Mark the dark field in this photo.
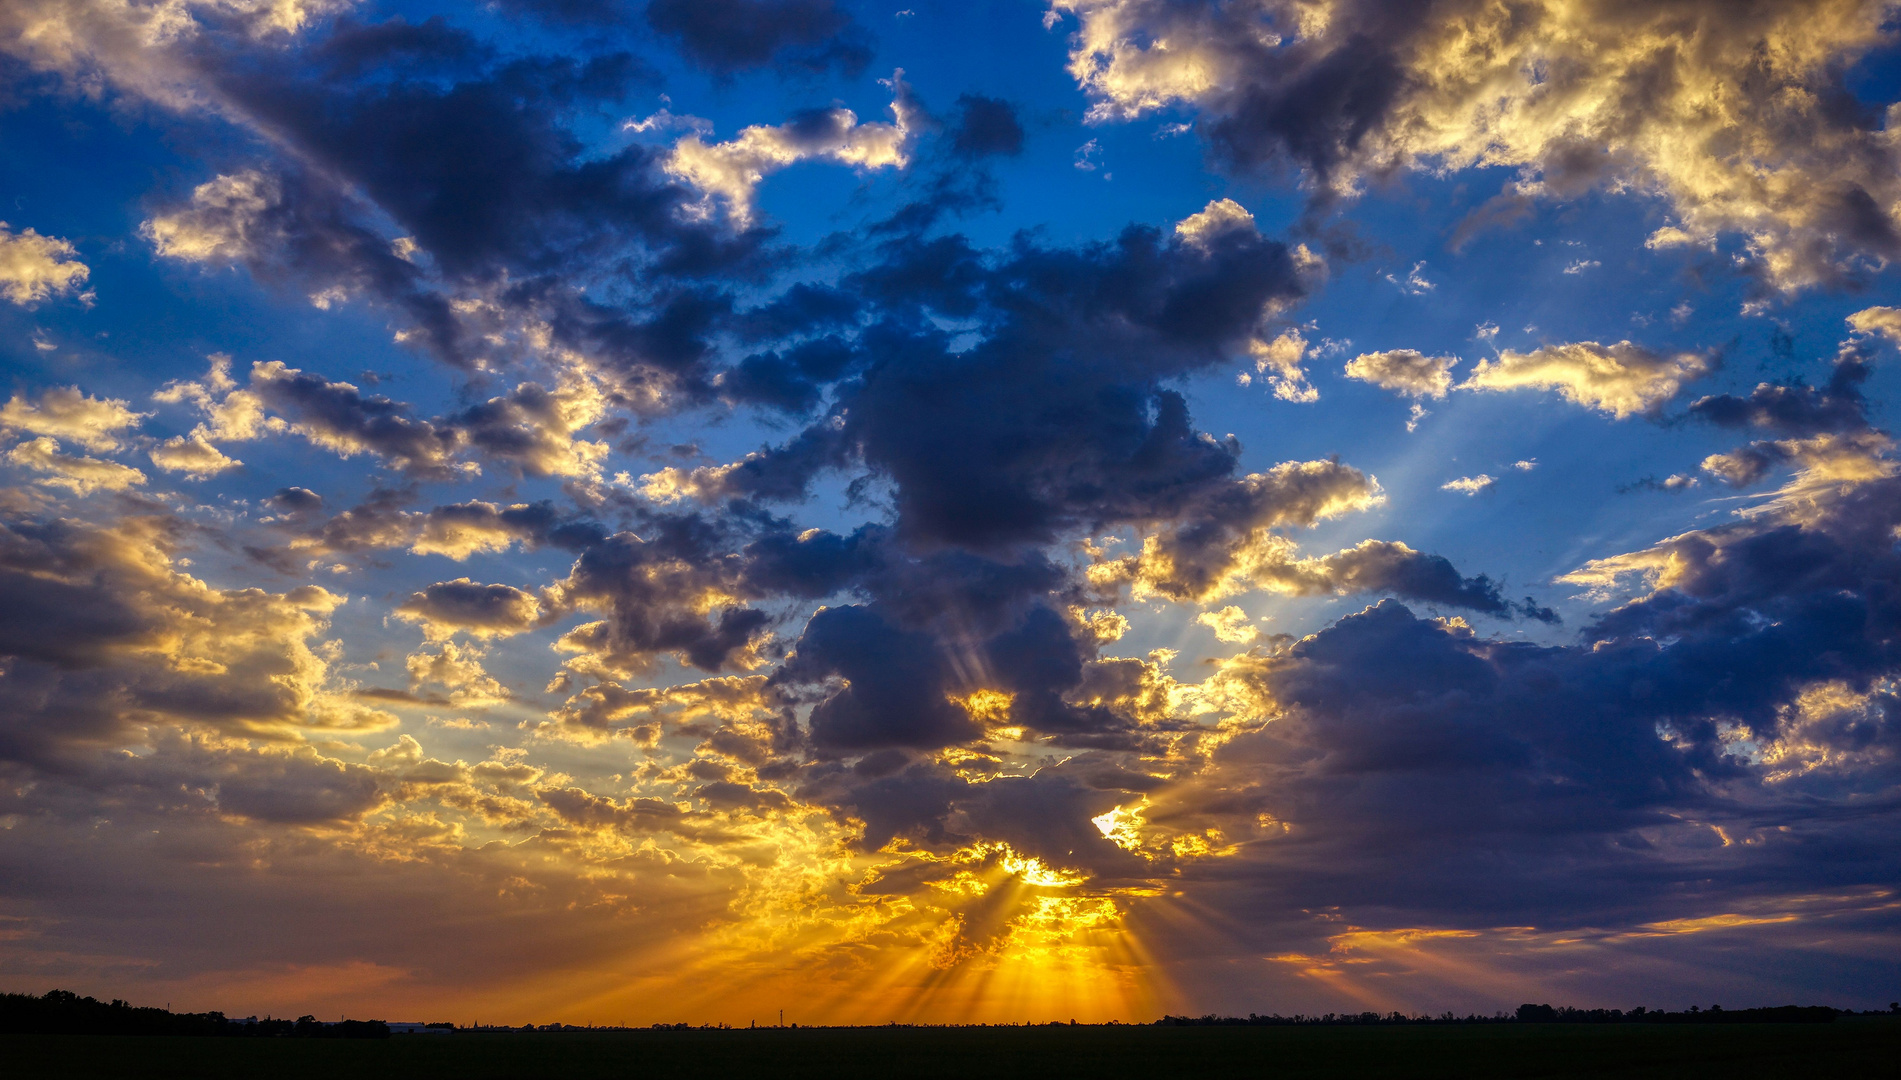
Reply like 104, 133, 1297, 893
5, 1019, 1899, 1079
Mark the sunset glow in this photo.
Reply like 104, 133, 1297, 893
1, 0, 1899, 1026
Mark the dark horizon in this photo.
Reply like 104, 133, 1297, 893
4, 987, 1890, 1034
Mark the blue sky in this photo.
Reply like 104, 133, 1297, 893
0, 0, 1899, 1025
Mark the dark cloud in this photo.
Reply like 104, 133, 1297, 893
1156, 585, 1901, 926
133, 18, 780, 386
549, 516, 771, 673
777, 604, 981, 750
1284, 539, 1560, 622
310, 14, 489, 77
1207, 29, 1410, 185
773, 570, 1131, 753
297, 495, 607, 561
395, 579, 544, 639
1687, 345, 1872, 437
0, 513, 374, 770
0, 518, 156, 669
838, 218, 1308, 548
948, 94, 1025, 158
247, 362, 462, 474
690, 207, 1311, 527
221, 49, 668, 278
144, 168, 467, 363
267, 487, 323, 513
719, 336, 861, 413
645, 0, 872, 78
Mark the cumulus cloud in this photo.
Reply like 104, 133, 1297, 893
1848, 305, 1901, 346
292, 495, 605, 563
155, 354, 611, 480
153, 355, 464, 475
1091, 458, 1388, 602
5, 437, 147, 494
1258, 538, 1553, 620
1197, 605, 1260, 644
0, 512, 378, 767
1247, 329, 1318, 402
0, 387, 143, 450
0, 222, 90, 304
394, 578, 544, 640
404, 640, 509, 705
447, 375, 610, 479
1461, 340, 1713, 417
546, 521, 772, 677
1051, 0, 1901, 291
665, 74, 920, 224
1343, 349, 1457, 399
143, 170, 285, 264
148, 434, 242, 477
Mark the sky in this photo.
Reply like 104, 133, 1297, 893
1, 0, 1900, 1027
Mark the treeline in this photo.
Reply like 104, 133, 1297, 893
1156, 1003, 1868, 1027
0, 990, 390, 1038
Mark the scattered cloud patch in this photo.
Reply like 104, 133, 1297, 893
0, 223, 90, 305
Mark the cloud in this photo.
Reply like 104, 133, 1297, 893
243, 361, 467, 474
1688, 345, 1872, 439
1461, 340, 1714, 417
545, 519, 773, 676
1254, 538, 1551, 620
1441, 474, 1494, 495
1248, 328, 1318, 402
394, 579, 544, 640
156, 355, 611, 480
5, 437, 147, 494
1698, 430, 1890, 489
1343, 349, 1457, 399
1197, 605, 1260, 644
1683, 343, 1888, 490
949, 94, 1025, 158
645, 0, 871, 77
0, 223, 90, 304
291, 495, 605, 564
665, 74, 920, 225
778, 599, 1139, 752
1172, 196, 1257, 248
446, 374, 610, 479
148, 434, 242, 477
1093, 458, 1386, 602
816, 200, 1315, 550
0, 388, 143, 450
143, 170, 286, 264
0, 512, 379, 769
543, 673, 773, 740
404, 640, 509, 705
1052, 0, 1901, 292
1848, 306, 1901, 346
154, 356, 464, 475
